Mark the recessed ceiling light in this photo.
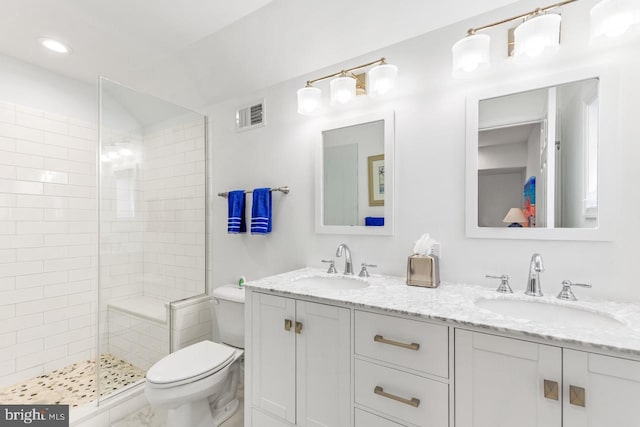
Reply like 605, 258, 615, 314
39, 38, 70, 54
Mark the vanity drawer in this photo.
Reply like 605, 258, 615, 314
355, 359, 449, 427
355, 310, 449, 378
355, 408, 405, 427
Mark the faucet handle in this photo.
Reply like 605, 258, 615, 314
486, 274, 513, 294
359, 263, 377, 278
322, 259, 337, 274
557, 280, 592, 301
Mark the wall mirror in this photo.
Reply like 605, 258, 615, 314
315, 111, 394, 235
466, 68, 616, 241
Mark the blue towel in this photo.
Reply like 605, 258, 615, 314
251, 188, 272, 235
365, 217, 384, 226
227, 190, 246, 234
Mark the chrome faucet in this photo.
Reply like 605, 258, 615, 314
336, 244, 354, 275
525, 253, 545, 297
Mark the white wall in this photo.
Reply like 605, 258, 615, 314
478, 171, 525, 227
478, 142, 527, 170
558, 80, 599, 228
0, 54, 96, 123
207, 0, 640, 302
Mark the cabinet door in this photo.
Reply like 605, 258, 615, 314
455, 330, 561, 427
296, 300, 351, 427
564, 349, 640, 427
252, 293, 296, 424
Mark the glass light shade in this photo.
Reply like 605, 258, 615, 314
369, 63, 398, 97
297, 86, 322, 115
513, 14, 561, 63
590, 0, 640, 41
452, 34, 491, 78
330, 76, 356, 105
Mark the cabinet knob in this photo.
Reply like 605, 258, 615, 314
284, 319, 293, 332
570, 385, 586, 407
295, 321, 303, 334
543, 379, 559, 400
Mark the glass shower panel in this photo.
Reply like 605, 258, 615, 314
98, 78, 206, 401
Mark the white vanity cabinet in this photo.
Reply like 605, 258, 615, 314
354, 310, 450, 427
455, 330, 562, 427
248, 292, 351, 427
455, 330, 640, 427
245, 272, 640, 427
563, 349, 640, 427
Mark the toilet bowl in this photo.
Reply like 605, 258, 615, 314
145, 285, 245, 427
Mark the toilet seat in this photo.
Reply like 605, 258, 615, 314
146, 340, 237, 388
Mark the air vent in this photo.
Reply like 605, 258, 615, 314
236, 99, 265, 132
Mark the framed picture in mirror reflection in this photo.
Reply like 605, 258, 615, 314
368, 154, 384, 206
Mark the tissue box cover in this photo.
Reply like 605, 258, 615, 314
406, 254, 440, 288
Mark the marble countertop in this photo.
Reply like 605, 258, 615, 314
245, 267, 640, 357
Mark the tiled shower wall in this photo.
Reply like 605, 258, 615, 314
141, 118, 206, 301
0, 100, 98, 388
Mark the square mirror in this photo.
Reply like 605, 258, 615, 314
466, 68, 617, 240
315, 111, 394, 235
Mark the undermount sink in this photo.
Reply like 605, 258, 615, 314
475, 298, 624, 329
292, 275, 369, 290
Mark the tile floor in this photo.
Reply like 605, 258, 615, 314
0, 354, 146, 408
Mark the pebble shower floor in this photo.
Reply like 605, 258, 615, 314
0, 354, 146, 407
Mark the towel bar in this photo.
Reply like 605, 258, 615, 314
217, 186, 289, 198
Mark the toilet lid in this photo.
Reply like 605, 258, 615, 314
212, 284, 245, 303
146, 340, 236, 385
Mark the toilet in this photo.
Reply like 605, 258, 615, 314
145, 285, 245, 427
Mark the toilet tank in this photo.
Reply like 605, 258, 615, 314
212, 285, 245, 348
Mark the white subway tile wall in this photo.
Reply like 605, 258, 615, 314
99, 115, 206, 378
141, 119, 206, 301
1, 97, 207, 396
107, 309, 168, 372
106, 297, 212, 371
0, 101, 98, 388
170, 297, 213, 351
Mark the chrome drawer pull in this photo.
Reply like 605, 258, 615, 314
374, 386, 420, 408
374, 334, 420, 351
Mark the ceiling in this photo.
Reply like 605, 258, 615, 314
0, 0, 520, 109
479, 123, 540, 147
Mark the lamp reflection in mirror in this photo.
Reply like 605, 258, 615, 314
330, 75, 357, 105
513, 14, 562, 63
297, 86, 322, 115
369, 63, 398, 97
452, 34, 491, 78
591, 0, 640, 41
503, 207, 528, 227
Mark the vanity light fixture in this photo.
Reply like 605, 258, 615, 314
590, 0, 640, 42
296, 57, 398, 115
452, 0, 578, 77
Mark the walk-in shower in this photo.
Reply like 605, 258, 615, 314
0, 78, 207, 411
